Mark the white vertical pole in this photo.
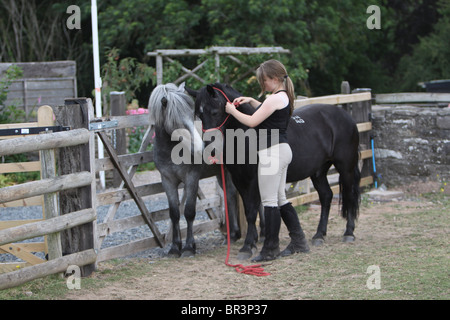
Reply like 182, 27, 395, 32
91, 0, 105, 189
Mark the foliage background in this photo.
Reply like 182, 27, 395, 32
1, 0, 450, 105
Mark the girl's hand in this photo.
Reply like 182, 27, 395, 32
225, 102, 236, 114
233, 96, 251, 105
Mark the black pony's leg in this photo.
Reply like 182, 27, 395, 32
237, 199, 259, 260
336, 164, 361, 243
181, 174, 200, 257
217, 171, 241, 242
310, 166, 333, 246
162, 178, 182, 257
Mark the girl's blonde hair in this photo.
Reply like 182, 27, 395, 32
256, 59, 295, 115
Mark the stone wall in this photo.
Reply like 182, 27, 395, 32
372, 105, 450, 186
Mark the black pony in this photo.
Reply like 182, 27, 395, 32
187, 83, 361, 259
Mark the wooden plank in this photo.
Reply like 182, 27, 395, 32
97, 236, 160, 262
0, 122, 38, 129
0, 161, 41, 173
0, 128, 90, 157
96, 183, 165, 206
0, 262, 30, 274
147, 46, 290, 57
0, 242, 45, 254
0, 196, 42, 207
0, 244, 45, 265
0, 249, 97, 290
0, 171, 92, 204
0, 208, 96, 247
375, 92, 450, 104
209, 46, 290, 55
92, 114, 150, 131
95, 151, 153, 172
294, 92, 372, 109
357, 122, 372, 133
360, 149, 373, 160
7, 88, 74, 100
98, 131, 165, 248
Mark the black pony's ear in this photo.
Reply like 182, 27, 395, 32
206, 84, 216, 96
161, 97, 168, 108
185, 87, 198, 99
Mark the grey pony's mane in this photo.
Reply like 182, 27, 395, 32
148, 83, 195, 133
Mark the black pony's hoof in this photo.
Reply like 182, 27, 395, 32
312, 238, 325, 246
181, 250, 195, 258
342, 235, 355, 243
237, 250, 252, 261
237, 246, 257, 260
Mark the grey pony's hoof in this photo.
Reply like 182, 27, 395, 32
311, 238, 325, 246
342, 235, 355, 243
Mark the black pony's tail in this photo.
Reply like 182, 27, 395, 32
339, 164, 361, 221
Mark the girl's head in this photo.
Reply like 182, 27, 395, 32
256, 59, 295, 115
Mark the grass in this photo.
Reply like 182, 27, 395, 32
1, 192, 448, 300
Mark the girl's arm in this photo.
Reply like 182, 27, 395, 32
225, 95, 282, 128
233, 96, 261, 109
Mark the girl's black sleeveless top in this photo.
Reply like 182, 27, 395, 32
256, 90, 290, 151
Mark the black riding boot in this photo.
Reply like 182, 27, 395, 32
280, 202, 310, 256
252, 207, 281, 262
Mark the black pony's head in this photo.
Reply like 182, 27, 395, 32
186, 83, 240, 131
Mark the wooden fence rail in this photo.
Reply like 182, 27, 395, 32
0, 249, 96, 290
0, 172, 92, 204
0, 209, 96, 247
0, 128, 90, 157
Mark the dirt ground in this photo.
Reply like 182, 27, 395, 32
58, 180, 449, 300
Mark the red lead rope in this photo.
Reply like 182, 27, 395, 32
220, 161, 271, 276
208, 86, 270, 276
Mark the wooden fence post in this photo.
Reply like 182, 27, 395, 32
54, 98, 97, 276
37, 106, 62, 263
110, 92, 127, 187
352, 88, 373, 179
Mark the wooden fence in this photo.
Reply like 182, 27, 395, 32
0, 103, 97, 289
0, 106, 55, 273
0, 82, 374, 289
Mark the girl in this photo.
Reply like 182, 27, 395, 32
225, 59, 309, 262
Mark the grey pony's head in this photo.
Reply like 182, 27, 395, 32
148, 82, 195, 133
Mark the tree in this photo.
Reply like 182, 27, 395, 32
395, 0, 450, 91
